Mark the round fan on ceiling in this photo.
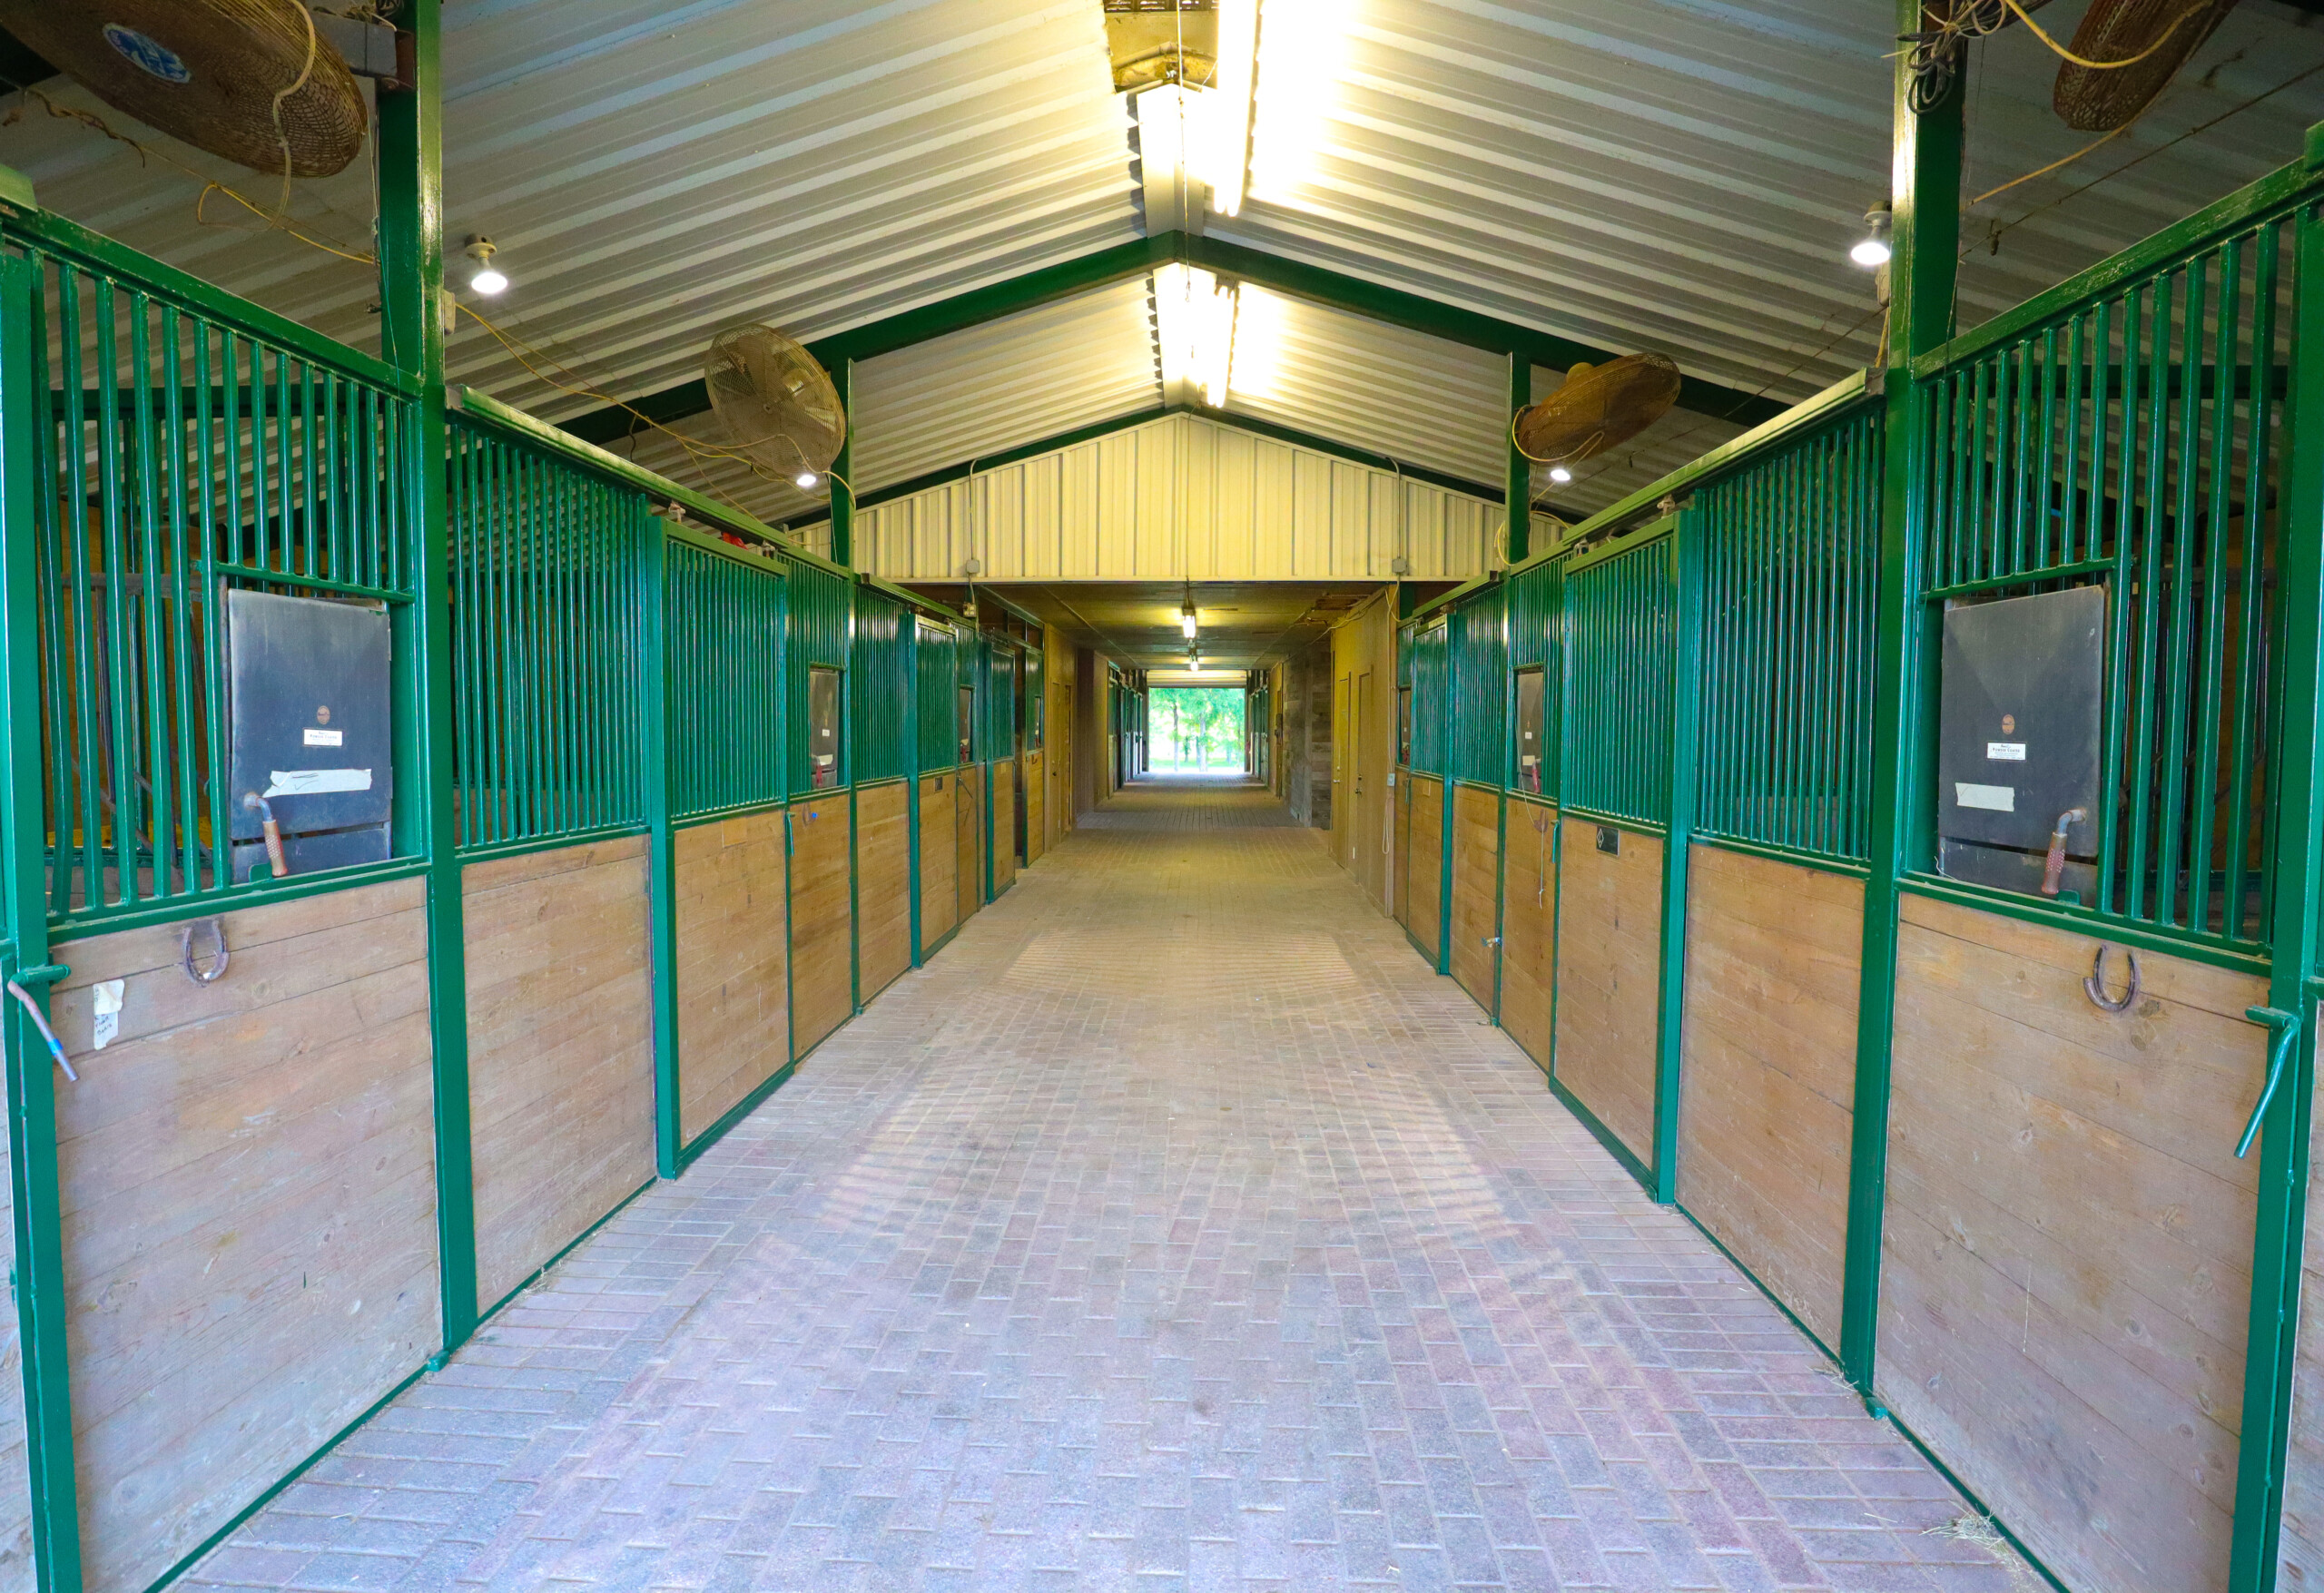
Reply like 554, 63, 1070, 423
1514, 352, 1683, 469
704, 325, 850, 488
2053, 0, 2239, 132
0, 0, 369, 177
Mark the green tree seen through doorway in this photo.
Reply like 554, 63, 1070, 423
1149, 687, 1246, 773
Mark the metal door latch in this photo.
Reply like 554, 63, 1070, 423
2238, 1006, 2302, 1160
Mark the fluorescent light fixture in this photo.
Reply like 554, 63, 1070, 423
1204, 0, 1257, 217
1155, 263, 1239, 408
1852, 204, 1893, 269
1180, 605, 1198, 638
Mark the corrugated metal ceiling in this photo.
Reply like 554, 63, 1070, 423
3, 0, 2320, 517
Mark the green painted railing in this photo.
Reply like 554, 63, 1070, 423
448, 420, 648, 852
1916, 195, 2299, 951
666, 536, 786, 821
1695, 408, 1882, 865
8, 222, 419, 926
1561, 533, 1672, 826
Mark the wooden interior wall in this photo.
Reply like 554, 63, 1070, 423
856, 782, 912, 1000
1551, 817, 1662, 1168
466, 838, 655, 1311
1879, 893, 2263, 1593
1024, 746, 1047, 864
788, 794, 854, 1057
53, 880, 438, 1593
1675, 845, 1861, 1351
1449, 783, 1502, 1014
957, 766, 985, 927
919, 772, 960, 951
2288, 1181, 2324, 1584
1330, 595, 1396, 910
992, 762, 1018, 893
1047, 627, 1077, 849
1408, 775, 1443, 961
1499, 797, 1559, 1070
674, 809, 791, 1145
1392, 772, 1412, 929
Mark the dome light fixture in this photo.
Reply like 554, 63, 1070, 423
1851, 203, 1894, 269
462, 235, 507, 296
794, 470, 820, 490
1548, 465, 1573, 485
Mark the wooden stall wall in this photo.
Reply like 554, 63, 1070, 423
1407, 775, 1443, 961
1024, 746, 1047, 864
52, 881, 439, 1593
466, 838, 655, 1313
920, 772, 960, 953
1046, 627, 1077, 849
788, 795, 855, 1057
1674, 846, 1861, 1350
2290, 1164, 2324, 1585
674, 810, 792, 1145
1500, 797, 1558, 1069
857, 781, 912, 999
1879, 894, 2263, 1593
1449, 784, 1502, 1014
1330, 594, 1396, 910
957, 767, 986, 926
1392, 772, 1412, 930
992, 766, 1018, 895
1551, 817, 1662, 1168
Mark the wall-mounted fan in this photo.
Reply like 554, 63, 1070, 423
2053, 0, 2239, 132
704, 325, 849, 488
1513, 353, 1683, 470
0, 0, 369, 177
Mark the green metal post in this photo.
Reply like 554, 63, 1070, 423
1651, 507, 1704, 1205
1839, 0, 1963, 1399
643, 520, 680, 1177
0, 243, 85, 1593
1507, 355, 1531, 566
906, 615, 923, 966
378, 0, 478, 1355
2227, 132, 2324, 1593
830, 358, 854, 568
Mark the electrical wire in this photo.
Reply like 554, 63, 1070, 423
1999, 0, 2220, 71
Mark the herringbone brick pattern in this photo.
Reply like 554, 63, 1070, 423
187, 779, 2031, 1592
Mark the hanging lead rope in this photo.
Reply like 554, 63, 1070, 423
5, 979, 77, 1083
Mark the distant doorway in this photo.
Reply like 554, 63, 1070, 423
1147, 687, 1248, 775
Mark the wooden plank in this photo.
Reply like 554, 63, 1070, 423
466, 837, 654, 1311
789, 793, 854, 1057
1393, 773, 1412, 929
0, 1046, 23, 1590
920, 772, 958, 952
857, 782, 911, 1000
1878, 893, 2265, 1593
674, 808, 789, 1144
1449, 784, 1502, 1014
1408, 775, 1443, 960
50, 880, 437, 1593
1675, 846, 1861, 1350
993, 760, 1018, 893
1551, 817, 1661, 1166
1025, 747, 1047, 864
957, 764, 985, 927
1500, 798, 1558, 1071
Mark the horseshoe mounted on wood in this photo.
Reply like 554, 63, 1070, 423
2083, 945, 2139, 1014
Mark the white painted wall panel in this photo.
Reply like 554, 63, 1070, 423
856, 413, 1498, 583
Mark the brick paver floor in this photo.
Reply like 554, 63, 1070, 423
190, 778, 2034, 1592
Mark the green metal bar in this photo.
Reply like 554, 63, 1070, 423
2226, 227, 2282, 945
94, 278, 136, 909
2156, 255, 2207, 929
830, 358, 853, 569
2226, 165, 2324, 1593
1920, 556, 2114, 602
0, 245, 86, 1593
1650, 504, 1704, 1203
644, 516, 679, 1179
377, 0, 477, 1357
2189, 237, 2241, 939
1840, 0, 1961, 1400
129, 294, 171, 901
1506, 355, 1531, 566
2126, 274, 2171, 922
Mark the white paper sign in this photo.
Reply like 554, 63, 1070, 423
303, 727, 344, 747
265, 768, 373, 797
92, 978, 123, 1051
1955, 782, 2016, 813
1986, 742, 2026, 762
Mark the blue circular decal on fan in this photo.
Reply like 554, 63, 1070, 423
102, 25, 192, 84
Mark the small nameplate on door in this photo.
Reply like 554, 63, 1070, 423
1595, 825, 1620, 856
1955, 782, 2016, 812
